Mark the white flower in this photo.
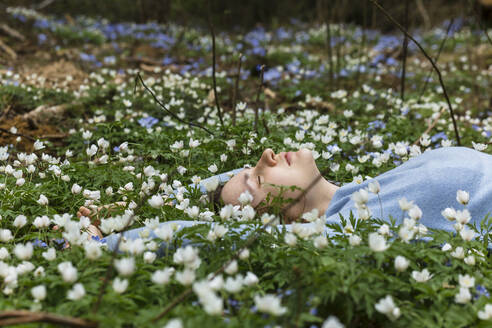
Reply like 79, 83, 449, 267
113, 277, 128, 293
67, 283, 85, 301
123, 99, 132, 107
208, 164, 218, 173
464, 255, 476, 266
39, 249, 56, 264
411, 268, 433, 282
33, 140, 45, 150
82, 130, 92, 140
284, 233, 297, 247
254, 294, 287, 316
86, 144, 98, 157
394, 256, 410, 272
378, 224, 390, 236
455, 287, 472, 304
441, 243, 452, 252
225, 260, 238, 275
14, 242, 33, 260
458, 274, 475, 289
31, 285, 47, 301
151, 268, 175, 285
220, 204, 234, 220
451, 246, 465, 259
441, 208, 456, 221
460, 228, 476, 241
244, 272, 259, 286
398, 197, 414, 211
163, 319, 183, 328
224, 275, 243, 293
302, 208, 320, 222
368, 232, 389, 252
13, 215, 27, 228
155, 225, 174, 242
37, 194, 49, 206
175, 269, 196, 286
472, 141, 487, 152
57, 261, 78, 283
33, 216, 50, 229
203, 177, 219, 192
455, 209, 471, 225
408, 205, 422, 220
114, 257, 135, 276
349, 234, 361, 246
0, 247, 9, 260
322, 315, 345, 328
374, 295, 401, 321
456, 190, 469, 205
351, 189, 369, 206
478, 304, 492, 320
238, 190, 254, 206
143, 251, 156, 264
173, 245, 201, 270
71, 183, 82, 194
368, 180, 380, 194
239, 249, 250, 260
84, 242, 102, 260
0, 229, 13, 242
148, 194, 164, 208
313, 235, 328, 249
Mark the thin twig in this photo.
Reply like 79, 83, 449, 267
417, 19, 455, 103
0, 127, 36, 141
231, 54, 243, 127
324, 0, 334, 90
412, 107, 447, 146
91, 195, 151, 313
369, 0, 461, 146
152, 168, 328, 322
136, 73, 215, 136
400, 0, 409, 101
207, 0, 225, 130
254, 65, 265, 133
0, 310, 98, 328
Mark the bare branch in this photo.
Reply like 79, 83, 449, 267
369, 0, 461, 146
232, 54, 243, 127
417, 19, 455, 103
0, 310, 97, 327
254, 65, 265, 133
207, 0, 225, 130
136, 73, 215, 136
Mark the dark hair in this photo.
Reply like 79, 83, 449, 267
209, 184, 225, 215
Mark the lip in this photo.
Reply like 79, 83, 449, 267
284, 152, 291, 166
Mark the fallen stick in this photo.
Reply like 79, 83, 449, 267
0, 310, 98, 328
0, 24, 25, 41
0, 39, 17, 60
412, 107, 447, 146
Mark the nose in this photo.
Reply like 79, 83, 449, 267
257, 148, 277, 167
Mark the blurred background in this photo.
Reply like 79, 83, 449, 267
0, 0, 491, 30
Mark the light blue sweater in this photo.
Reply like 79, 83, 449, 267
105, 147, 492, 251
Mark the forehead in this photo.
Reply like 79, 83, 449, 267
221, 168, 252, 205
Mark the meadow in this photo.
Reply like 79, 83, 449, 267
0, 5, 492, 328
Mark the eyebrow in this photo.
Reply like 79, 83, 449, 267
243, 168, 255, 193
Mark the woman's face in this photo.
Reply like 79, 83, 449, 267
220, 148, 321, 220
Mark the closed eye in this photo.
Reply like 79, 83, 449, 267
257, 175, 261, 186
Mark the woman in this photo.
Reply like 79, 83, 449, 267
79, 146, 492, 250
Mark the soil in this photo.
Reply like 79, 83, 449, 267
0, 116, 62, 153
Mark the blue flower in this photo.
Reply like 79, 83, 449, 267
138, 116, 159, 129
32, 238, 48, 248
475, 285, 490, 300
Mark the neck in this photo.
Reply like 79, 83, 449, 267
305, 176, 339, 218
